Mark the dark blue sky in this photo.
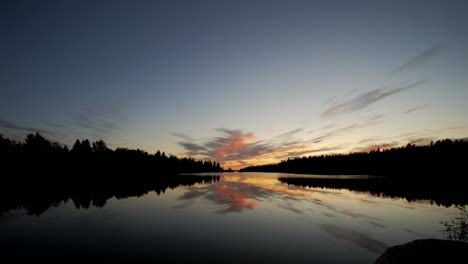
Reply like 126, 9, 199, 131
2, 0, 468, 168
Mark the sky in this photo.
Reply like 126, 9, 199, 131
1, 0, 468, 169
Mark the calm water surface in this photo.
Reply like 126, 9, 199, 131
0, 172, 460, 263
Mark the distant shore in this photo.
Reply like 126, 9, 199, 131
240, 139, 468, 178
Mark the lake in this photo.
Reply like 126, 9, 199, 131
0, 172, 463, 263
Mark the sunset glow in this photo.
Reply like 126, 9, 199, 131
1, 1, 467, 169
2, 2, 467, 263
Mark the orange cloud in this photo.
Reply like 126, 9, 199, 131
214, 131, 260, 158
176, 128, 342, 170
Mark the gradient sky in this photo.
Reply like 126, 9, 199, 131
2, 0, 468, 169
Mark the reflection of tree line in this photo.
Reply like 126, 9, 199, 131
0, 133, 223, 216
278, 177, 467, 207
0, 175, 220, 216
241, 139, 468, 178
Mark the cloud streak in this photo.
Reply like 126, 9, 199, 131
403, 104, 429, 114
176, 129, 271, 165
178, 142, 208, 156
71, 108, 121, 135
322, 80, 427, 117
176, 128, 341, 169
388, 44, 445, 77
352, 141, 400, 153
0, 118, 51, 135
309, 115, 385, 144
404, 136, 437, 145
176, 114, 388, 168
276, 128, 304, 138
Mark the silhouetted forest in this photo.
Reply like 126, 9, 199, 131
241, 139, 468, 178
0, 133, 223, 215
0, 132, 222, 175
278, 177, 467, 207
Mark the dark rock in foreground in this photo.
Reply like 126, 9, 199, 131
375, 239, 468, 263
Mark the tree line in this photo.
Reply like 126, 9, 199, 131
0, 132, 222, 177
0, 132, 224, 215
240, 139, 468, 178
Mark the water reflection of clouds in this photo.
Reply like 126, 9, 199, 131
307, 197, 386, 227
403, 228, 427, 237
321, 224, 388, 254
178, 181, 269, 213
280, 203, 304, 214
178, 188, 206, 200
268, 208, 282, 214
179, 175, 336, 214
213, 184, 261, 212
177, 175, 447, 242
177, 175, 387, 228
341, 211, 380, 221
164, 174, 449, 258
172, 201, 195, 209
365, 220, 386, 229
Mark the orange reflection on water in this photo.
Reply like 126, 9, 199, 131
172, 172, 460, 258
214, 185, 261, 211
178, 173, 445, 219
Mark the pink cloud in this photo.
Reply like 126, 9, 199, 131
214, 131, 260, 158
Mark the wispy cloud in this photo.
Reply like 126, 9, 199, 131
388, 44, 445, 77
321, 124, 337, 130
403, 104, 429, 114
339, 114, 384, 132
178, 142, 208, 156
175, 128, 339, 168
404, 136, 437, 145
0, 118, 51, 135
1, 103, 125, 145
44, 121, 68, 130
171, 133, 194, 141
176, 128, 268, 164
446, 126, 468, 131
352, 141, 400, 153
71, 108, 121, 135
322, 80, 427, 117
352, 134, 438, 152
273, 146, 343, 159
176, 113, 388, 167
276, 128, 304, 138
309, 115, 385, 143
